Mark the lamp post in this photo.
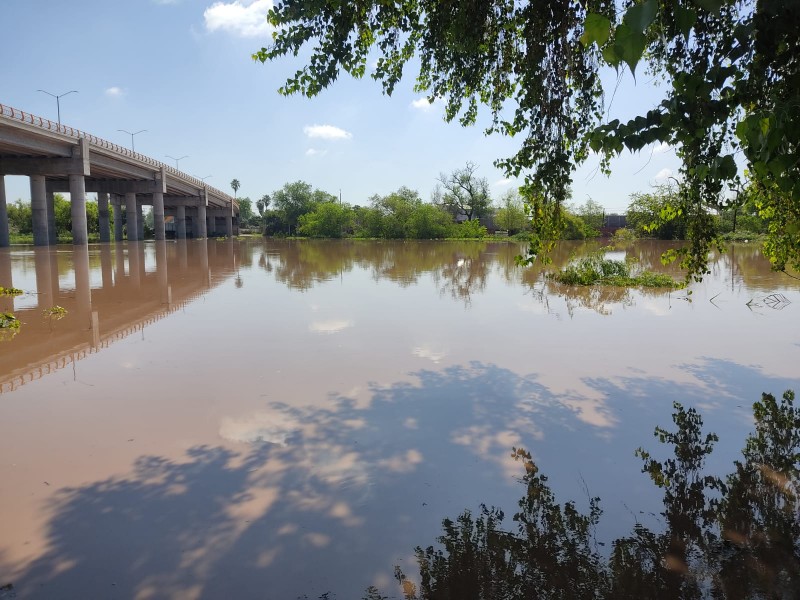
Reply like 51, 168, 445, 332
36, 89, 78, 127
200, 175, 212, 182
166, 155, 188, 170
118, 129, 147, 152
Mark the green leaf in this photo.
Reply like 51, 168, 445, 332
602, 43, 620, 67
614, 23, 647, 75
624, 0, 658, 34
718, 154, 737, 179
580, 13, 612, 47
695, 0, 725, 15
675, 6, 697, 38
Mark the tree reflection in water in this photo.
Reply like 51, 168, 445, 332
397, 391, 799, 600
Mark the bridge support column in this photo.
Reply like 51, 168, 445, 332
69, 175, 88, 245
46, 190, 57, 245
153, 191, 165, 241
225, 205, 233, 237
136, 201, 144, 241
34, 248, 53, 308
0, 252, 12, 311
206, 211, 214, 237
176, 206, 187, 239
197, 201, 207, 238
98, 192, 110, 243
73, 245, 92, 330
113, 200, 124, 241
0, 176, 9, 248
31, 175, 49, 246
125, 193, 138, 240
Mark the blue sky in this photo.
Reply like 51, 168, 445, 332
1, 0, 681, 213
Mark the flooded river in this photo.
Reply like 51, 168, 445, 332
1, 239, 798, 599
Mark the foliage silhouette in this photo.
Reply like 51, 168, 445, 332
397, 391, 800, 600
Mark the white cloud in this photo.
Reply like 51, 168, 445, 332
493, 178, 513, 187
303, 124, 353, 140
412, 345, 447, 364
305, 148, 327, 157
410, 97, 435, 112
309, 319, 353, 334
654, 168, 673, 181
653, 142, 671, 155
105, 87, 123, 98
204, 0, 273, 37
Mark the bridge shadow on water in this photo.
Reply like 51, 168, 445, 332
2, 359, 798, 599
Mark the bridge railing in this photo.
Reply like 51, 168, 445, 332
0, 102, 235, 206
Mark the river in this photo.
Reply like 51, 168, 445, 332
1, 239, 798, 599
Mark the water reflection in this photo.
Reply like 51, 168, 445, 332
397, 391, 800, 600
0, 239, 798, 598
2, 360, 797, 599
0, 241, 235, 393
257, 239, 795, 312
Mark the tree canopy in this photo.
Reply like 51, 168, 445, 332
435, 162, 492, 221
255, 0, 800, 280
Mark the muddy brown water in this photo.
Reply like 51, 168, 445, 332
0, 239, 798, 599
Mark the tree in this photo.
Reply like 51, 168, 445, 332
297, 201, 352, 238
437, 162, 491, 221
627, 184, 688, 240
254, 1, 800, 280
575, 198, 604, 236
271, 181, 334, 235
256, 194, 271, 217
230, 179, 240, 201
368, 187, 424, 239
237, 197, 254, 226
494, 190, 529, 235
7, 200, 32, 234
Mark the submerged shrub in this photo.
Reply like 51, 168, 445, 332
551, 253, 679, 288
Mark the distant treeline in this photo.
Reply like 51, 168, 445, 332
237, 178, 771, 242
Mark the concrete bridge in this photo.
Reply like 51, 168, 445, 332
0, 103, 239, 246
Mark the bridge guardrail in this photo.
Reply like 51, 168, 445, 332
0, 102, 236, 207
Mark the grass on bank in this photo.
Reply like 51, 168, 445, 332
549, 254, 681, 288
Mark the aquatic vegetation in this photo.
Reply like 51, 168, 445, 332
0, 312, 21, 340
550, 253, 679, 288
0, 286, 23, 297
43, 305, 68, 320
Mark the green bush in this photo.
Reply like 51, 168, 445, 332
448, 219, 488, 239
550, 253, 679, 288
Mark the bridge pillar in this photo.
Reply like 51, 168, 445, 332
125, 193, 138, 241
153, 191, 165, 241
0, 176, 9, 248
73, 245, 92, 330
98, 192, 110, 243
46, 190, 57, 245
206, 210, 214, 237
100, 244, 113, 288
31, 175, 49, 246
34, 248, 53, 308
197, 196, 207, 238
136, 201, 144, 241
113, 199, 124, 241
225, 204, 233, 237
69, 174, 88, 245
176, 205, 187, 239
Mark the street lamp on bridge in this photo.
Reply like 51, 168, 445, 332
200, 175, 212, 182
166, 155, 189, 170
117, 129, 147, 153
36, 89, 78, 127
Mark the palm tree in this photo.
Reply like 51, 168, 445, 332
230, 179, 240, 201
